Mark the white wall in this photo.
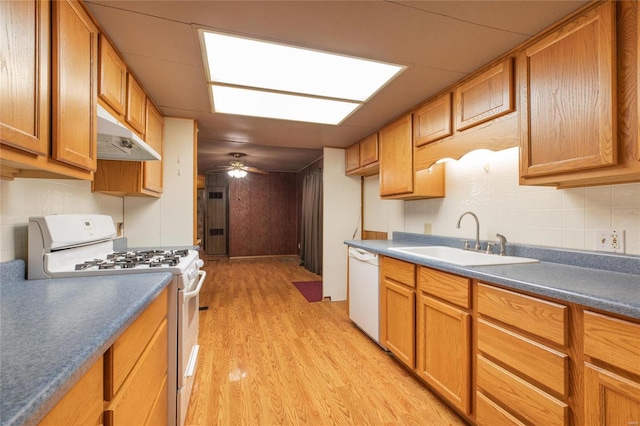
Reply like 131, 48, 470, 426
124, 118, 195, 248
363, 175, 403, 238
399, 147, 640, 255
0, 179, 123, 261
322, 147, 361, 301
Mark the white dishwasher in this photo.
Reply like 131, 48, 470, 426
348, 247, 385, 349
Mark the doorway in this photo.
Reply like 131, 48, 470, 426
204, 174, 229, 255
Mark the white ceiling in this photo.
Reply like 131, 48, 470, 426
85, 0, 589, 174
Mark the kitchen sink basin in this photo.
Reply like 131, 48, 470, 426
388, 246, 539, 266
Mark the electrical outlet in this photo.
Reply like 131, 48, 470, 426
596, 229, 625, 253
423, 223, 432, 234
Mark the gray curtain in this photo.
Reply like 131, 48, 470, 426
300, 168, 323, 275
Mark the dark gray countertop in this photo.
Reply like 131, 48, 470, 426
346, 232, 640, 320
0, 259, 173, 426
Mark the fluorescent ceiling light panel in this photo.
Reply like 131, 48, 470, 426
199, 30, 405, 124
211, 86, 359, 125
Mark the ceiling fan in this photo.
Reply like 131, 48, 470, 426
205, 152, 268, 178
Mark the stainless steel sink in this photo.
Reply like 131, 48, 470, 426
388, 246, 539, 266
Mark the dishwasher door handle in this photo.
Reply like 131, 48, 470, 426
348, 247, 377, 262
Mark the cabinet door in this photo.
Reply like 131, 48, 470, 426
345, 143, 360, 172
520, 2, 616, 178
126, 73, 146, 136
51, 0, 98, 172
359, 133, 379, 166
380, 278, 415, 368
143, 100, 164, 194
414, 92, 452, 147
379, 114, 413, 196
0, 0, 49, 155
416, 293, 471, 415
455, 58, 513, 132
98, 35, 126, 117
584, 363, 640, 426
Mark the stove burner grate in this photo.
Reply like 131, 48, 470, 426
74, 249, 191, 271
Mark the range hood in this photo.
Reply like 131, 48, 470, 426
97, 104, 161, 161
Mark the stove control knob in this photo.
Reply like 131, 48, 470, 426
196, 259, 204, 268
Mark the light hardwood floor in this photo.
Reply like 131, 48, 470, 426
185, 256, 467, 426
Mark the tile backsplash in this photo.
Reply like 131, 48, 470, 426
0, 179, 123, 262
404, 147, 640, 255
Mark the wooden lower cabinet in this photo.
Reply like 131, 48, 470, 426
416, 267, 471, 416
476, 283, 570, 425
105, 319, 168, 425
375, 256, 640, 426
38, 357, 103, 426
583, 311, 640, 426
104, 288, 168, 425
37, 288, 168, 425
380, 256, 416, 369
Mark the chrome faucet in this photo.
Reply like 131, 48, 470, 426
456, 211, 481, 251
496, 233, 507, 256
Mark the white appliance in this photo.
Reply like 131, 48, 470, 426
348, 247, 385, 349
27, 214, 205, 426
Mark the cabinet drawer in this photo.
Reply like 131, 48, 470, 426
476, 391, 526, 426
106, 318, 168, 426
381, 256, 415, 288
477, 283, 567, 346
105, 288, 167, 399
478, 319, 568, 397
418, 267, 470, 308
584, 311, 640, 376
477, 355, 568, 426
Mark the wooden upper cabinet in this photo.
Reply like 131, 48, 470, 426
345, 133, 379, 176
519, 1, 616, 179
345, 143, 360, 172
51, 0, 98, 172
126, 74, 146, 136
143, 100, 164, 194
0, 0, 50, 156
455, 58, 514, 132
359, 133, 379, 166
414, 92, 453, 147
379, 114, 414, 196
98, 34, 127, 117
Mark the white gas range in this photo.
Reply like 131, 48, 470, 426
28, 214, 205, 426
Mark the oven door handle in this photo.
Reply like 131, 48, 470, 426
183, 270, 206, 301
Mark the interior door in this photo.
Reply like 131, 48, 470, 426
205, 186, 227, 255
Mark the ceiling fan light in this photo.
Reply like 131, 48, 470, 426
228, 169, 247, 178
